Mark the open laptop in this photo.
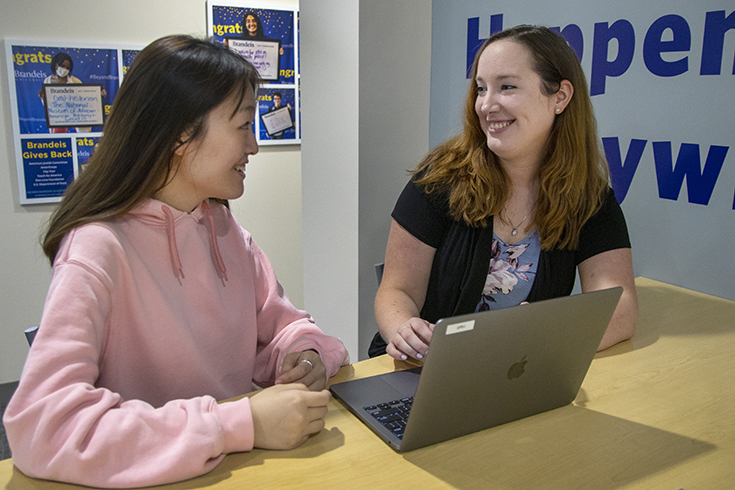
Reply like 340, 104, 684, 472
330, 287, 623, 452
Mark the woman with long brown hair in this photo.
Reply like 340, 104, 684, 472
5, 35, 347, 488
372, 25, 637, 360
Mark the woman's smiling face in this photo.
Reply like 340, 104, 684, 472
474, 40, 564, 167
156, 85, 259, 212
245, 15, 258, 35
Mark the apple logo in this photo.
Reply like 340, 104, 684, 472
507, 356, 528, 380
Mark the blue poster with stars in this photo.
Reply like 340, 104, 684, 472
11, 45, 119, 135
5, 39, 142, 204
208, 1, 301, 146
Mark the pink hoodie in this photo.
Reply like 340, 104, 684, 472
3, 199, 348, 488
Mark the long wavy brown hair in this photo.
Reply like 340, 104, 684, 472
42, 35, 261, 265
415, 25, 609, 250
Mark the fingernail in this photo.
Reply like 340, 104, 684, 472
400, 355, 407, 360
416, 353, 423, 359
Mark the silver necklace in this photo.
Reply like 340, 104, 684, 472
509, 212, 531, 236
506, 203, 535, 236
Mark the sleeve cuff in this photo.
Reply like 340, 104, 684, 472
214, 397, 254, 454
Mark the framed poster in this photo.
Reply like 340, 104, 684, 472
207, 1, 300, 145
257, 87, 296, 140
4, 38, 141, 204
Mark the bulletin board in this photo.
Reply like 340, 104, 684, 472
3, 38, 141, 204
5, 3, 300, 205
207, 1, 300, 146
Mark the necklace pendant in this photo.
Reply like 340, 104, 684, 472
511, 228, 518, 236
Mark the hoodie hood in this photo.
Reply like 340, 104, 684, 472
128, 198, 228, 281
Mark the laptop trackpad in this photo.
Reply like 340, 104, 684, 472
330, 367, 423, 408
381, 367, 422, 397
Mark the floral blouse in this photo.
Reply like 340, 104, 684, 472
475, 231, 540, 312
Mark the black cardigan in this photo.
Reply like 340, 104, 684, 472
368, 180, 630, 357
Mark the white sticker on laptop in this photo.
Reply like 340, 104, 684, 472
445, 320, 475, 335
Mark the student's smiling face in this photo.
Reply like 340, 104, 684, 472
245, 15, 258, 35
160, 85, 259, 212
474, 40, 567, 167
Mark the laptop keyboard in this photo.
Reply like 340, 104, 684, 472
364, 396, 414, 439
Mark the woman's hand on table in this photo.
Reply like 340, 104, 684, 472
276, 350, 327, 391
250, 384, 331, 449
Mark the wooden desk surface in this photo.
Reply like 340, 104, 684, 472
2, 277, 734, 489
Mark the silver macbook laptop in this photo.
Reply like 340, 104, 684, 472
330, 287, 623, 452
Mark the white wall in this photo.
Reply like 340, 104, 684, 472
300, 0, 361, 361
0, 0, 302, 384
301, 0, 432, 361
357, 2, 432, 357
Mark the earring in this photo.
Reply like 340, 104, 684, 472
555, 108, 561, 114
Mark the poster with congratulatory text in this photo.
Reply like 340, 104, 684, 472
4, 39, 141, 204
207, 1, 300, 146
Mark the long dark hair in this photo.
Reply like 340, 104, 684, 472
43, 35, 261, 264
415, 25, 609, 250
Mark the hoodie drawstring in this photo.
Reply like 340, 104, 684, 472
161, 201, 228, 281
201, 200, 229, 281
161, 205, 185, 280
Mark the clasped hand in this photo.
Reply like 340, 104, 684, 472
249, 350, 331, 450
276, 350, 328, 391
386, 318, 435, 361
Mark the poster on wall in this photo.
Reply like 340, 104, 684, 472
4, 39, 141, 205
207, 0, 300, 145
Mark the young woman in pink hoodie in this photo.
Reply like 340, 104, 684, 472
4, 35, 348, 488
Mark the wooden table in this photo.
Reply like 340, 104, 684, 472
2, 277, 733, 489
